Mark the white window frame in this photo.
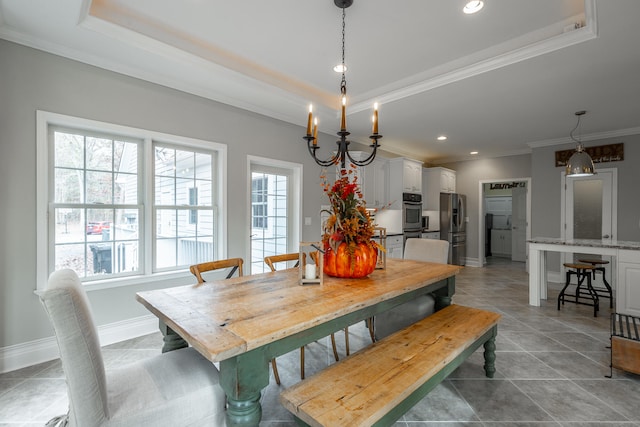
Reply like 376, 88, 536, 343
36, 111, 227, 291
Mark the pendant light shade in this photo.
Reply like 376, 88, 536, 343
565, 111, 595, 177
566, 144, 595, 177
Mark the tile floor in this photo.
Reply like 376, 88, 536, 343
2, 259, 640, 426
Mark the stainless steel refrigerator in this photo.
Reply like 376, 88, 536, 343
440, 193, 466, 266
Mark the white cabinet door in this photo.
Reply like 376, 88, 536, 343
366, 157, 388, 207
440, 169, 456, 193
617, 250, 640, 317
342, 153, 388, 208
490, 229, 512, 257
401, 160, 422, 193
386, 235, 404, 259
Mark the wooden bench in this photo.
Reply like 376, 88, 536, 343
280, 304, 501, 427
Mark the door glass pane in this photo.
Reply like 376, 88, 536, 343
573, 180, 602, 240
250, 171, 289, 274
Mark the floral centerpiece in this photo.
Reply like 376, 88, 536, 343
321, 168, 380, 278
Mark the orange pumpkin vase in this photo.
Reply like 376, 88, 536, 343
323, 241, 377, 278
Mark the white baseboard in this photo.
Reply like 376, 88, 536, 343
464, 257, 482, 267
0, 314, 158, 374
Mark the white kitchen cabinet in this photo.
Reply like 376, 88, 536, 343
389, 157, 422, 197
386, 234, 404, 259
490, 229, 512, 257
336, 152, 388, 208
423, 167, 456, 210
617, 250, 640, 317
364, 157, 389, 208
440, 169, 456, 193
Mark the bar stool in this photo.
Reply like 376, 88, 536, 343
578, 258, 613, 308
558, 263, 599, 317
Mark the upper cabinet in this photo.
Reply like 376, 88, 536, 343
389, 157, 423, 197
440, 168, 456, 193
423, 167, 456, 210
339, 152, 389, 209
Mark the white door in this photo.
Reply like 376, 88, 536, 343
511, 186, 527, 262
563, 168, 617, 286
248, 158, 302, 274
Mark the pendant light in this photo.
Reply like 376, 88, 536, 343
566, 110, 595, 177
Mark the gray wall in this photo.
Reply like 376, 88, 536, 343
3, 37, 640, 357
0, 39, 332, 349
439, 154, 532, 263
531, 136, 640, 271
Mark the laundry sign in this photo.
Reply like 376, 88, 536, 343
555, 142, 624, 167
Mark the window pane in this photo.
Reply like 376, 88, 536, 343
176, 150, 195, 179
115, 173, 137, 203
55, 243, 90, 277
116, 209, 139, 240
55, 168, 83, 203
114, 140, 137, 174
86, 171, 113, 204
156, 209, 176, 238
176, 178, 193, 205
195, 180, 211, 206
54, 132, 83, 169
87, 242, 113, 276
113, 241, 139, 274
195, 153, 212, 179
156, 238, 177, 269
155, 147, 175, 177
155, 176, 175, 204
86, 137, 113, 171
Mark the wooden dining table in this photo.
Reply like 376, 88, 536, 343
136, 258, 462, 427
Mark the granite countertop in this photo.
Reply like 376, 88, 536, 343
528, 237, 640, 250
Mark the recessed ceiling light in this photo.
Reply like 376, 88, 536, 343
437, 135, 447, 141
463, 1, 484, 14
470, 151, 479, 155
333, 64, 347, 73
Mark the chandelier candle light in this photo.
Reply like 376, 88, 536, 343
303, 0, 382, 170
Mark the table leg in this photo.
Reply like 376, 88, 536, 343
220, 350, 270, 427
433, 276, 455, 310
158, 320, 188, 353
483, 330, 497, 378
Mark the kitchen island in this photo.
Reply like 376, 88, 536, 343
528, 237, 640, 317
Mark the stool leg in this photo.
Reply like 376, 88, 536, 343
598, 267, 613, 308
558, 270, 572, 310
584, 272, 599, 317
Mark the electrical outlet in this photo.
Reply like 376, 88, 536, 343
304, 217, 312, 226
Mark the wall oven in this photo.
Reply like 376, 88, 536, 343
402, 192, 422, 232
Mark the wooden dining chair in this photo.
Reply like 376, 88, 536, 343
189, 257, 244, 283
264, 253, 342, 380
189, 257, 282, 385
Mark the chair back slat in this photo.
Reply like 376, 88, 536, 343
189, 258, 244, 283
264, 253, 301, 272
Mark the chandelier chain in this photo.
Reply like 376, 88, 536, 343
302, 0, 381, 170
340, 5, 347, 96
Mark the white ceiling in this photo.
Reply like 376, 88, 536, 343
2, 0, 640, 163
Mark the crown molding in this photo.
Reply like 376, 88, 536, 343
527, 126, 640, 149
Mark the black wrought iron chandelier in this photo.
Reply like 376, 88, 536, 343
303, 0, 382, 170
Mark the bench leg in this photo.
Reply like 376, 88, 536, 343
483, 333, 497, 378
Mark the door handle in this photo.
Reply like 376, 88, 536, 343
602, 234, 610, 239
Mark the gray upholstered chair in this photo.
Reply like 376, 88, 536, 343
39, 269, 226, 427
372, 238, 450, 340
